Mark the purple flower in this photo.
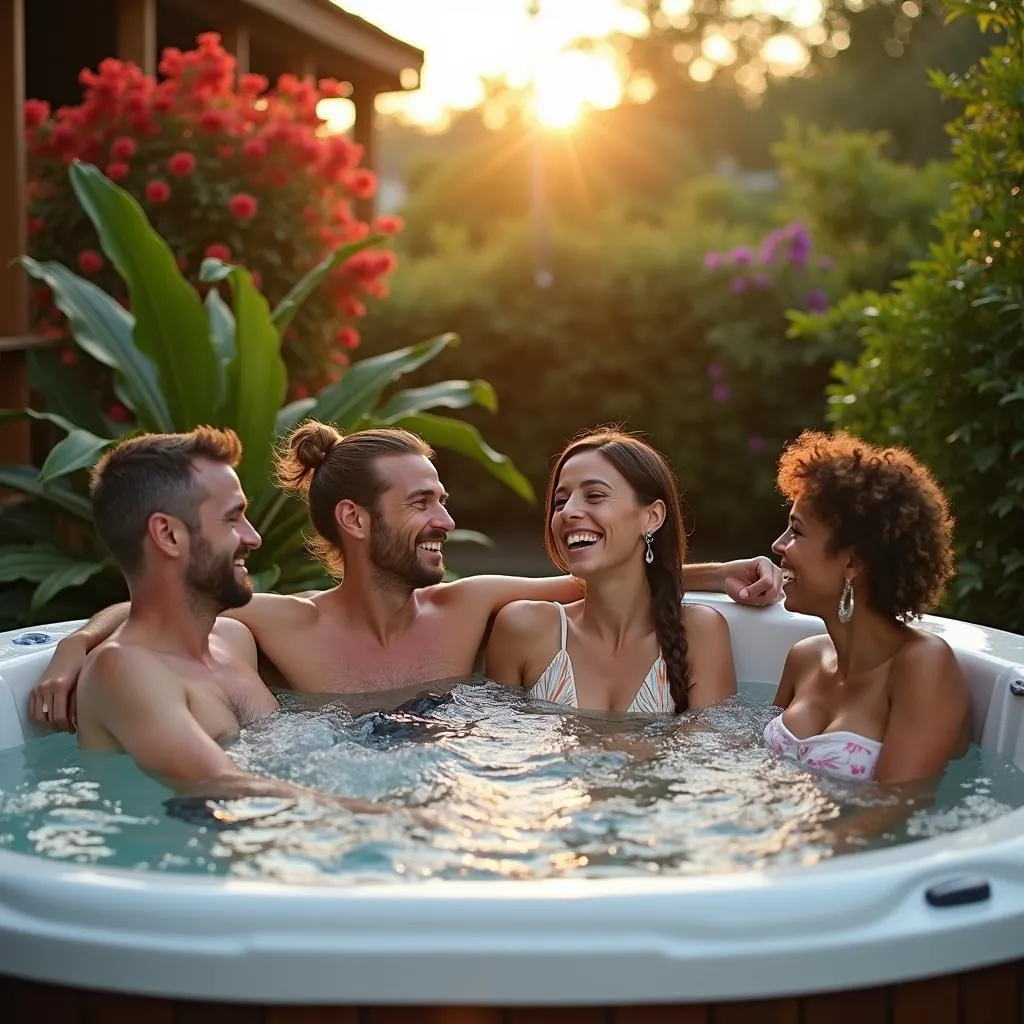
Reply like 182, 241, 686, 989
747, 434, 767, 454
752, 273, 772, 290
730, 246, 754, 267
707, 361, 726, 381
730, 276, 749, 294
760, 229, 784, 265
805, 289, 829, 313
785, 222, 812, 268
712, 384, 731, 404
818, 255, 835, 270
704, 251, 723, 270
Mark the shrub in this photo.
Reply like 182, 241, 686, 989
0, 165, 531, 629
24, 32, 399, 398
793, 0, 1024, 631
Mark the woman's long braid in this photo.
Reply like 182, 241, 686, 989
647, 541, 691, 712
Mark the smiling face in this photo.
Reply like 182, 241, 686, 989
184, 458, 262, 611
771, 498, 852, 619
548, 449, 664, 576
368, 454, 455, 588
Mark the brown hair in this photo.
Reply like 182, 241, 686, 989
545, 428, 692, 712
90, 426, 242, 575
275, 420, 434, 577
777, 430, 955, 621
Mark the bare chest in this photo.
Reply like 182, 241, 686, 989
263, 618, 483, 693
539, 637, 662, 714
787, 662, 892, 739
184, 655, 277, 737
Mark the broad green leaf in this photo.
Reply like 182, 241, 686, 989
389, 412, 535, 504
268, 236, 383, 335
0, 544, 100, 584
248, 565, 282, 593
375, 380, 498, 422
205, 287, 236, 414
0, 409, 117, 483
69, 163, 220, 429
19, 256, 172, 430
31, 560, 112, 615
0, 466, 93, 521
310, 333, 458, 429
274, 397, 317, 438
39, 430, 117, 483
219, 265, 287, 498
28, 348, 110, 436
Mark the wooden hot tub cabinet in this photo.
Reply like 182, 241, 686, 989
2, 957, 1022, 1024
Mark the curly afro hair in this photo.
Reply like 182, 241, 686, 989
777, 430, 955, 622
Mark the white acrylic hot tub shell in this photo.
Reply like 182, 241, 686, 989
0, 595, 1023, 1005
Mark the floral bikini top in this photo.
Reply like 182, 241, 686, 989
763, 713, 882, 780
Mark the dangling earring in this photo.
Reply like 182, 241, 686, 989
838, 577, 854, 623
644, 531, 655, 565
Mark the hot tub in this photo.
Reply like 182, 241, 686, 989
1, 595, 1023, 1023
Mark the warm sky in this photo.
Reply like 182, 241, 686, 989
334, 0, 825, 129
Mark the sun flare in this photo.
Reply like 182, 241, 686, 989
532, 51, 622, 129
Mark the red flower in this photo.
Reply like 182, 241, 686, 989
293, 383, 310, 400
204, 242, 231, 261
27, 216, 44, 236
110, 136, 136, 160
339, 295, 366, 318
227, 192, 257, 220
200, 109, 228, 133
330, 351, 351, 367
373, 214, 404, 236
59, 348, 78, 365
106, 161, 129, 181
24, 99, 50, 128
348, 169, 376, 199
336, 326, 359, 350
250, 270, 262, 290
317, 77, 343, 99
239, 73, 269, 96
145, 179, 171, 204
217, 145, 235, 160
77, 249, 104, 275
168, 151, 196, 176
107, 403, 131, 423
175, 255, 189, 272
242, 137, 267, 161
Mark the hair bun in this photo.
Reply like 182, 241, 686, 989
291, 421, 343, 472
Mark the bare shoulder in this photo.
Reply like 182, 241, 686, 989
681, 602, 730, 638
211, 617, 259, 662
226, 591, 319, 633
893, 630, 966, 691
80, 641, 170, 697
492, 599, 565, 638
787, 633, 832, 667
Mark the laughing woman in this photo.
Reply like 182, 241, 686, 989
766, 430, 971, 784
485, 429, 736, 714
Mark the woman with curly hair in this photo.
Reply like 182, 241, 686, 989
485, 429, 736, 713
767, 430, 970, 783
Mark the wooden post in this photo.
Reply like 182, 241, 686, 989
220, 21, 250, 77
0, 0, 29, 468
117, 0, 156, 74
351, 84, 377, 223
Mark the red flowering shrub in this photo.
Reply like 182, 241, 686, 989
24, 32, 396, 396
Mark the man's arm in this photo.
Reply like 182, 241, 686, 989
30, 593, 288, 731
84, 646, 388, 813
683, 556, 783, 605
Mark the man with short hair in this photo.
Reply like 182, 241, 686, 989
33, 421, 781, 727
62, 426, 374, 810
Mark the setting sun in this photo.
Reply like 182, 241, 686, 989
533, 50, 623, 129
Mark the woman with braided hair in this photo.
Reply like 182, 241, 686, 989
485, 428, 736, 713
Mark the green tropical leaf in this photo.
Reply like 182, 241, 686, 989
388, 412, 535, 503
19, 256, 172, 430
447, 529, 495, 548
310, 333, 458, 428
375, 380, 497, 422
31, 559, 112, 616
28, 348, 110, 435
0, 466, 93, 521
268, 236, 384, 335
248, 565, 281, 594
214, 264, 287, 498
274, 398, 318, 438
0, 409, 117, 483
0, 544, 99, 584
205, 287, 236, 413
69, 162, 220, 429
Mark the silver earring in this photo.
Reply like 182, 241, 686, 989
644, 531, 654, 564
838, 577, 854, 623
